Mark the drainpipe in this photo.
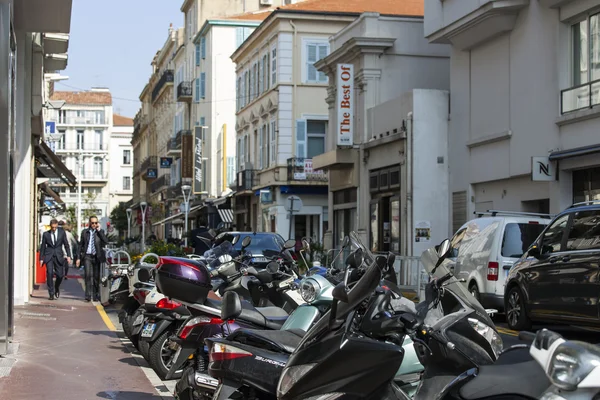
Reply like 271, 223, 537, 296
406, 112, 414, 257
289, 20, 297, 236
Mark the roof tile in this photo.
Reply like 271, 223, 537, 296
277, 0, 423, 16
50, 91, 112, 106
222, 10, 272, 21
113, 114, 134, 126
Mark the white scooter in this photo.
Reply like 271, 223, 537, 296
525, 329, 600, 400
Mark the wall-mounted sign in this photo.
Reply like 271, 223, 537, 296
336, 63, 353, 147
259, 189, 272, 204
181, 134, 193, 179
146, 168, 157, 179
160, 157, 173, 168
531, 156, 556, 181
45, 121, 56, 135
193, 126, 203, 194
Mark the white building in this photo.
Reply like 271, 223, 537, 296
48, 89, 112, 228
108, 114, 134, 217
314, 12, 451, 255
424, 0, 600, 232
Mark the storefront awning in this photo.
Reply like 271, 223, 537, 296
152, 204, 205, 226
35, 141, 77, 187
217, 208, 234, 224
39, 182, 65, 211
549, 144, 600, 161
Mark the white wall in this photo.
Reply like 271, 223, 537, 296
108, 124, 133, 213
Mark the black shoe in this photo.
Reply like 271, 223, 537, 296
64, 276, 68, 281
49, 295, 55, 300
55, 288, 60, 299
85, 298, 91, 302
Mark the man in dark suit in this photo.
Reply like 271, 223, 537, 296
76, 215, 108, 302
40, 219, 72, 300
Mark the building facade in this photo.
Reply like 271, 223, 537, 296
47, 89, 112, 227
108, 114, 134, 217
0, 0, 75, 354
424, 0, 600, 233
314, 11, 451, 255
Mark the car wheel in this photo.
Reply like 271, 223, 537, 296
469, 282, 481, 303
506, 286, 531, 331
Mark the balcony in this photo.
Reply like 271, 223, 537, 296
152, 70, 174, 103
80, 172, 109, 181
167, 181, 182, 200
177, 81, 193, 102
166, 137, 181, 156
151, 173, 170, 193
141, 156, 158, 181
236, 169, 258, 193
56, 117, 109, 126
287, 158, 328, 183
560, 79, 600, 115
53, 142, 108, 152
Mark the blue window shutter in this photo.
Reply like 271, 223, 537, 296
201, 37, 206, 59
295, 119, 307, 158
195, 44, 200, 66
236, 28, 243, 48
200, 117, 205, 126
200, 73, 206, 98
195, 78, 200, 102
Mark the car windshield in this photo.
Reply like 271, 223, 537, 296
421, 247, 494, 326
501, 223, 546, 258
232, 233, 285, 254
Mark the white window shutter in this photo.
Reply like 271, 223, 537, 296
307, 44, 317, 82
258, 60, 263, 94
270, 120, 276, 164
295, 119, 307, 159
271, 47, 277, 85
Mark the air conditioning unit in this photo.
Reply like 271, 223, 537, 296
260, 0, 273, 5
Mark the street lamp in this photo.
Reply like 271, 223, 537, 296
181, 184, 192, 248
140, 201, 148, 252
126, 207, 132, 241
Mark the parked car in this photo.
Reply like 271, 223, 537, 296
226, 231, 286, 266
448, 210, 550, 310
505, 200, 600, 330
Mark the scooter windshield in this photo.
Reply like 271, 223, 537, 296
421, 247, 494, 327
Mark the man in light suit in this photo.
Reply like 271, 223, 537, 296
40, 219, 72, 300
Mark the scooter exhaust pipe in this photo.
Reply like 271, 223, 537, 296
194, 372, 219, 390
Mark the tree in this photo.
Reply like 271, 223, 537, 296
82, 192, 99, 221
110, 202, 130, 238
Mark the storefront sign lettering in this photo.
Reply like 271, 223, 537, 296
336, 64, 353, 147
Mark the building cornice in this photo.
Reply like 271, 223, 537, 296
315, 36, 396, 75
195, 19, 262, 44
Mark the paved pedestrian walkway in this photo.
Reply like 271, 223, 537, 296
0, 270, 166, 400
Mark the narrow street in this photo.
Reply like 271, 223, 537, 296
0, 271, 171, 400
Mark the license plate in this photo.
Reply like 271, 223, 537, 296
133, 315, 144, 326
141, 323, 156, 338
110, 278, 122, 292
252, 257, 267, 263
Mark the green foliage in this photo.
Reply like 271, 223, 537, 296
82, 192, 99, 221
109, 202, 130, 238
149, 202, 165, 224
147, 240, 186, 258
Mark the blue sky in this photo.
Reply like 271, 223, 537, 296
59, 0, 183, 118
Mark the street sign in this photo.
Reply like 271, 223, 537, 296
531, 157, 556, 181
45, 121, 56, 135
336, 63, 354, 146
285, 195, 303, 213
160, 157, 173, 168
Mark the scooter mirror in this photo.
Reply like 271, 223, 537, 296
283, 239, 296, 249
266, 261, 279, 274
232, 235, 239, 245
437, 239, 451, 259
241, 236, 252, 249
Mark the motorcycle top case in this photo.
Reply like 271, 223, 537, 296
155, 256, 212, 304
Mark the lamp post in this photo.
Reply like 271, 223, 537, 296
181, 185, 192, 248
140, 201, 148, 252
126, 207, 132, 241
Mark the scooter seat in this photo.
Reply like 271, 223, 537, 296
459, 360, 549, 400
203, 297, 288, 329
228, 328, 305, 354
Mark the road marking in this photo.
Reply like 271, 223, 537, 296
77, 278, 116, 331
497, 327, 518, 336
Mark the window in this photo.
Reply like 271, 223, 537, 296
258, 58, 263, 94
295, 120, 306, 158
305, 42, 329, 83
123, 150, 131, 165
200, 117, 205, 127
251, 63, 257, 100
95, 129, 103, 150
200, 36, 206, 59
77, 130, 84, 150
270, 119, 276, 164
186, 9, 192, 40
501, 223, 547, 258
271, 46, 277, 86
573, 167, 600, 203
262, 54, 269, 92
306, 120, 326, 158
235, 27, 253, 48
262, 124, 268, 169
195, 78, 200, 102
244, 70, 250, 105
93, 157, 103, 178
123, 176, 131, 191
236, 76, 242, 111
541, 214, 570, 254
566, 210, 600, 251
195, 44, 201, 66
200, 73, 206, 99
57, 130, 65, 150
572, 15, 600, 86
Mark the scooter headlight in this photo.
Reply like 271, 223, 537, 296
467, 318, 503, 359
547, 341, 600, 391
277, 363, 317, 397
300, 278, 320, 303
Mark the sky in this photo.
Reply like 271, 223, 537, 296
59, 0, 184, 118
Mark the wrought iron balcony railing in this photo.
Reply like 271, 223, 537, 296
152, 69, 174, 103
177, 81, 193, 102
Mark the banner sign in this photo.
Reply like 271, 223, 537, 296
193, 126, 203, 194
336, 63, 354, 146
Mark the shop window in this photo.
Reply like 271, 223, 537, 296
370, 201, 379, 252
573, 167, 600, 202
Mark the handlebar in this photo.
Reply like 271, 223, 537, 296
518, 331, 536, 342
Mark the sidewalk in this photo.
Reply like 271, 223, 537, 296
0, 270, 166, 400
